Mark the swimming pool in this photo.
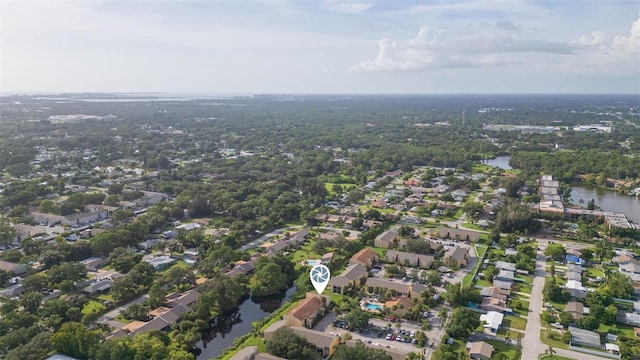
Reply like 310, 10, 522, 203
305, 259, 321, 266
364, 302, 383, 311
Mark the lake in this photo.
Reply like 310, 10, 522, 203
570, 186, 640, 224
483, 156, 512, 170
195, 286, 296, 359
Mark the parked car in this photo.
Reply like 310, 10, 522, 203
551, 322, 563, 329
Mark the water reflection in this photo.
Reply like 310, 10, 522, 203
196, 287, 296, 359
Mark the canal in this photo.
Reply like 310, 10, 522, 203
196, 286, 296, 360
479, 155, 639, 224
570, 186, 640, 224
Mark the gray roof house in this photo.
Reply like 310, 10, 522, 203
569, 326, 602, 348
386, 250, 434, 269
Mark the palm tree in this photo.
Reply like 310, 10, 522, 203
438, 308, 448, 324
542, 345, 556, 359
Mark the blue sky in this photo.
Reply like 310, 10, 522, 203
2, 0, 639, 94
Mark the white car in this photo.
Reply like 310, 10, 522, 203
551, 322, 563, 329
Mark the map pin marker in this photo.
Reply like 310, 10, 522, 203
310, 264, 331, 295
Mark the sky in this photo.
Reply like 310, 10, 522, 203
1, 0, 639, 94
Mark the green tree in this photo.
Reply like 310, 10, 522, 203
0, 216, 17, 247
544, 243, 566, 261
345, 308, 372, 329
159, 266, 196, 289
108, 247, 143, 273
48, 262, 87, 286
19, 291, 43, 313
250, 262, 287, 297
266, 327, 321, 360
577, 315, 600, 331
445, 307, 480, 339
122, 303, 150, 322
50, 322, 101, 360
331, 342, 392, 360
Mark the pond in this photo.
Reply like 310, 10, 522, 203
195, 286, 296, 359
571, 185, 640, 224
483, 155, 512, 170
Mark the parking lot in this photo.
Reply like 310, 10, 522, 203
314, 311, 444, 355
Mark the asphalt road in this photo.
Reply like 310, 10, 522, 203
521, 253, 546, 360
521, 250, 611, 360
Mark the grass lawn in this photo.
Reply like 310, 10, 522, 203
514, 283, 532, 294
97, 294, 114, 302
114, 314, 129, 324
82, 299, 106, 315
366, 246, 387, 258
538, 355, 574, 360
586, 267, 604, 278
328, 292, 349, 307
596, 323, 636, 338
540, 330, 569, 350
461, 223, 487, 232
503, 315, 527, 330
497, 328, 523, 341
515, 275, 532, 284
476, 279, 491, 288
486, 339, 520, 360
218, 335, 267, 360
462, 244, 488, 288
509, 299, 530, 317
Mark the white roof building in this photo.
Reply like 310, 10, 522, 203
479, 311, 504, 332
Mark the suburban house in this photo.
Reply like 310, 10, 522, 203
444, 246, 469, 268
496, 270, 515, 282
283, 292, 330, 328
350, 248, 379, 268
569, 326, 602, 348
480, 297, 508, 313
374, 228, 401, 248
328, 263, 368, 294
165, 289, 200, 308
287, 229, 310, 247
80, 257, 105, 271
364, 278, 426, 298
128, 304, 189, 337
264, 322, 339, 358
480, 287, 510, 300
385, 250, 433, 269
469, 341, 494, 360
82, 279, 112, 295
492, 279, 513, 290
438, 227, 480, 242
565, 301, 587, 320
290, 326, 339, 357
623, 312, 640, 326
145, 256, 175, 271
565, 280, 587, 299
0, 260, 27, 275
479, 311, 504, 333
495, 261, 517, 272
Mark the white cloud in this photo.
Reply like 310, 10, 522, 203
325, 0, 372, 14
612, 15, 640, 53
349, 24, 574, 72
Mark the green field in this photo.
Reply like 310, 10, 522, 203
486, 339, 520, 360
81, 299, 106, 315
504, 315, 527, 330
540, 330, 569, 350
